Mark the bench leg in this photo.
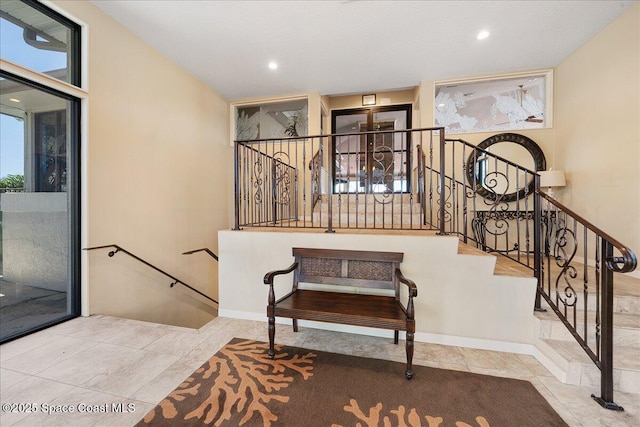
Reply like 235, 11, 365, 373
394, 330, 399, 344
293, 319, 298, 332
405, 331, 414, 380
268, 316, 275, 358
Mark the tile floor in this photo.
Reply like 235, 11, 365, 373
1, 315, 639, 426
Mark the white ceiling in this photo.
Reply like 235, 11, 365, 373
90, 0, 635, 101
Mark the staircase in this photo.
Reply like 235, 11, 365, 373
462, 240, 640, 395
312, 193, 425, 230
483, 248, 640, 395
234, 127, 638, 407
534, 271, 640, 394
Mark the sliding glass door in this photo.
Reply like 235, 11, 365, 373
0, 74, 80, 342
1, 0, 81, 342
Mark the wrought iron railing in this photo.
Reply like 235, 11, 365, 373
309, 146, 323, 211
84, 244, 218, 305
232, 127, 637, 408
234, 128, 442, 231
435, 136, 540, 268
234, 137, 301, 228
426, 135, 637, 409
533, 192, 637, 410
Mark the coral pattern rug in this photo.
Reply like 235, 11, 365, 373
137, 338, 567, 426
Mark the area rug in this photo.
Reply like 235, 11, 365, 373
137, 338, 567, 427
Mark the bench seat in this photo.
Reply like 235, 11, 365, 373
275, 289, 409, 330
264, 247, 418, 379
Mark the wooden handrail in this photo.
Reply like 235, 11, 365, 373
537, 191, 637, 273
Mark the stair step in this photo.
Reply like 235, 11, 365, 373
535, 308, 640, 349
539, 289, 640, 314
312, 212, 424, 229
315, 202, 422, 214
315, 194, 421, 211
539, 338, 640, 394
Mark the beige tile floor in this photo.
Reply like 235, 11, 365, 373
1, 315, 639, 426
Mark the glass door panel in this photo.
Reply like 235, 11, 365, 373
0, 75, 79, 342
334, 113, 367, 193
332, 105, 411, 193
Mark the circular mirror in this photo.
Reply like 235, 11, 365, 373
465, 133, 546, 202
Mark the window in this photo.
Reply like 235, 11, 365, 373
0, 0, 81, 343
434, 71, 552, 133
0, 0, 81, 86
235, 99, 308, 141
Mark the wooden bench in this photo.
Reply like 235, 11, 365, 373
264, 247, 418, 379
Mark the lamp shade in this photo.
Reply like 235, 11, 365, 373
539, 170, 566, 188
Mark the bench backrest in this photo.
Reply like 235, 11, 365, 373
292, 247, 403, 292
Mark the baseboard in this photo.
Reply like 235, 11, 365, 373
219, 309, 538, 355
530, 342, 568, 383
218, 309, 573, 382
413, 331, 535, 355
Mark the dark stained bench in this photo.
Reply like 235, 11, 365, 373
264, 247, 418, 379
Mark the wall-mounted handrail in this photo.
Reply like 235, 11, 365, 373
182, 247, 219, 261
84, 244, 218, 305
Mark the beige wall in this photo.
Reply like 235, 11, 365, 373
328, 89, 416, 112
41, 0, 639, 330
415, 3, 639, 265
52, 1, 231, 327
554, 2, 639, 259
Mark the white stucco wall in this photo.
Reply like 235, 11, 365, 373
218, 229, 538, 351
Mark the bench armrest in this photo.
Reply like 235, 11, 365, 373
265, 261, 298, 312
396, 268, 417, 321
263, 262, 298, 285
396, 268, 418, 297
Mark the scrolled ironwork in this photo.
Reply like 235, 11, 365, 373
436, 178, 453, 225
371, 141, 395, 204
552, 224, 579, 307
273, 151, 292, 206
605, 249, 638, 273
253, 158, 264, 205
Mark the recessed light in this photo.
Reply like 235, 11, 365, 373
437, 103, 445, 108
9, 98, 20, 103
268, 61, 278, 70
477, 30, 490, 40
